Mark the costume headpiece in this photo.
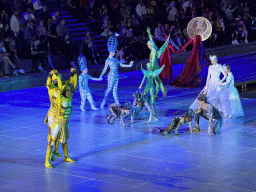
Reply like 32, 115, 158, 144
210, 55, 217, 61
78, 53, 87, 71
107, 33, 119, 53
222, 64, 228, 71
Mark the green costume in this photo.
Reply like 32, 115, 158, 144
140, 64, 165, 104
140, 27, 169, 103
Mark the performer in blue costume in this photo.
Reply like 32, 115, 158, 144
78, 54, 102, 111
99, 34, 134, 108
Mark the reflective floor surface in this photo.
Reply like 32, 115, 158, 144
1, 54, 256, 192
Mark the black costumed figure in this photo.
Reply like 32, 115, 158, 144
193, 93, 223, 136
107, 102, 132, 127
131, 90, 157, 123
161, 109, 195, 135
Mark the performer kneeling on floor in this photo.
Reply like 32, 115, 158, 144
161, 109, 194, 135
193, 93, 222, 136
107, 102, 131, 127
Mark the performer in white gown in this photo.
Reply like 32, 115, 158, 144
220, 65, 244, 118
190, 55, 227, 112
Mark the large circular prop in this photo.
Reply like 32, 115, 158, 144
187, 17, 212, 41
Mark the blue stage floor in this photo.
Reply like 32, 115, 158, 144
1, 54, 256, 192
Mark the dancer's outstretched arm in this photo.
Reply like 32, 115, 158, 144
89, 75, 103, 81
157, 36, 170, 59
120, 61, 134, 68
147, 27, 153, 41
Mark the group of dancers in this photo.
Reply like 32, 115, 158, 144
44, 27, 244, 168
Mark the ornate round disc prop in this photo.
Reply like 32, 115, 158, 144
187, 17, 212, 41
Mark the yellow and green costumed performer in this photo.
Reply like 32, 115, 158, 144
45, 68, 77, 168
44, 69, 72, 162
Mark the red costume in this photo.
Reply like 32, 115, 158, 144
168, 35, 210, 88
159, 37, 173, 85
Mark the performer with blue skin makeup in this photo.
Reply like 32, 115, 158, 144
78, 54, 102, 111
99, 34, 134, 108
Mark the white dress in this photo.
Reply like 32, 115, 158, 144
220, 72, 244, 118
190, 64, 227, 112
